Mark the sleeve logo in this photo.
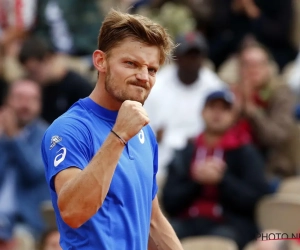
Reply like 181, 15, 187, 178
54, 147, 67, 167
138, 130, 145, 144
50, 136, 62, 150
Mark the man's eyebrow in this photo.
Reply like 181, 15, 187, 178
121, 55, 159, 69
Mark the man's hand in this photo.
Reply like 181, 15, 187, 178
192, 157, 226, 185
113, 100, 150, 142
0, 106, 20, 137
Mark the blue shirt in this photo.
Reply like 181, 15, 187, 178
41, 97, 158, 250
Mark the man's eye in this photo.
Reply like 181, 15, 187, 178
148, 68, 157, 74
126, 61, 134, 66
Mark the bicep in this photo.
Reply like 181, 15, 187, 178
54, 167, 82, 195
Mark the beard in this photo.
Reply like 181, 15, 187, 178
104, 67, 151, 105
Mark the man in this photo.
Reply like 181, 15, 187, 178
18, 36, 93, 123
232, 42, 300, 190
0, 80, 50, 238
162, 89, 270, 250
144, 31, 224, 177
41, 9, 183, 250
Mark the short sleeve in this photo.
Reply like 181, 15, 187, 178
41, 119, 92, 191
152, 143, 159, 200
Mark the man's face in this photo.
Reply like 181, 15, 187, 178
202, 99, 235, 134
239, 48, 271, 88
176, 49, 203, 74
23, 58, 50, 84
104, 38, 160, 105
7, 81, 41, 127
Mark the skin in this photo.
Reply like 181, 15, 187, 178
0, 80, 41, 137
176, 49, 203, 85
54, 37, 183, 250
23, 55, 67, 86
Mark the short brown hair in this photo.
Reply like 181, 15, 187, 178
97, 9, 175, 65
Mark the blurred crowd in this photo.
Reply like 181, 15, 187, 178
1, 0, 300, 249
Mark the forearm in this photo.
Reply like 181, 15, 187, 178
58, 133, 125, 228
149, 212, 183, 250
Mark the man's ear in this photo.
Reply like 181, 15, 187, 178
93, 50, 107, 73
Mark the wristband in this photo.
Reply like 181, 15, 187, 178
111, 129, 127, 146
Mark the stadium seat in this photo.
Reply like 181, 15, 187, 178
181, 236, 238, 250
256, 194, 300, 234
243, 239, 300, 250
278, 176, 300, 195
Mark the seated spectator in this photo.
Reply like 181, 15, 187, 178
144, 31, 225, 177
232, 42, 300, 190
18, 36, 93, 123
162, 89, 270, 250
0, 80, 50, 238
39, 228, 61, 250
0, 213, 17, 250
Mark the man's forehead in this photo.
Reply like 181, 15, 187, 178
109, 39, 160, 66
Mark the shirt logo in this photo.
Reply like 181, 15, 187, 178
54, 147, 67, 167
50, 136, 62, 150
138, 130, 145, 144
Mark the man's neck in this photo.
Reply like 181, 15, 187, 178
89, 81, 122, 111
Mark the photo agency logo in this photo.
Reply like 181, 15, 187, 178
257, 232, 300, 241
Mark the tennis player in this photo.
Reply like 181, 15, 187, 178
41, 9, 183, 250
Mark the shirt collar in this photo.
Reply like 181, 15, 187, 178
80, 97, 119, 121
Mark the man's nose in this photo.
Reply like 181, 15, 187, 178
136, 68, 149, 82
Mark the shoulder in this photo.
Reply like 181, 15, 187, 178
42, 114, 91, 148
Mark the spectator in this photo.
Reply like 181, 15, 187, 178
232, 43, 300, 190
39, 228, 61, 250
206, 0, 297, 71
162, 89, 270, 250
18, 36, 93, 123
0, 213, 17, 250
0, 80, 50, 238
144, 31, 224, 176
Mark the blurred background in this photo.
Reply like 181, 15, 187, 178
1, 0, 300, 249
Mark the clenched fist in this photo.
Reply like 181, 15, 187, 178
113, 100, 150, 142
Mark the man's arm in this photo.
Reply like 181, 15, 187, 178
55, 132, 125, 228
148, 196, 183, 250
53, 100, 149, 228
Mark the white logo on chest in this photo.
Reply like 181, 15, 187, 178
138, 130, 145, 144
